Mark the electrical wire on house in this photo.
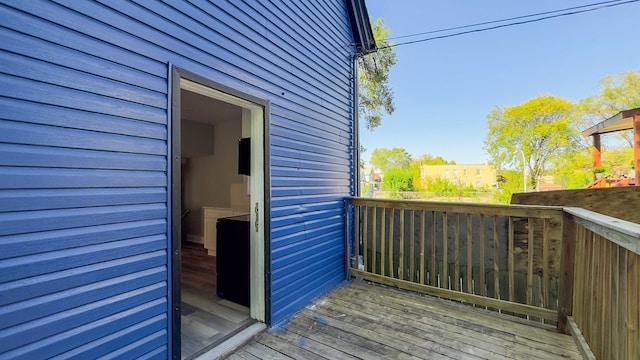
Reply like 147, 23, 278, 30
386, 0, 629, 41
376, 0, 640, 49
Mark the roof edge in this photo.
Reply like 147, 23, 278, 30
582, 107, 640, 137
345, 0, 377, 55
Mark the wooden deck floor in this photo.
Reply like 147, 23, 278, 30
227, 280, 581, 360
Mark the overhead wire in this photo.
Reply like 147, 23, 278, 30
386, 0, 629, 41
377, 0, 640, 49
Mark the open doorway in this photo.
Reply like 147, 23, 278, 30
172, 74, 267, 360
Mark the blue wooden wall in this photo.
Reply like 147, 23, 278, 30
0, 0, 356, 357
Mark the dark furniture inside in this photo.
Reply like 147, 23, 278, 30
216, 214, 250, 307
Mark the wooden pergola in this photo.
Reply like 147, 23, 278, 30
582, 107, 640, 184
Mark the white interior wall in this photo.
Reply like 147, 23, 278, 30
182, 118, 249, 238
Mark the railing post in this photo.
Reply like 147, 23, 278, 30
344, 197, 353, 280
557, 211, 577, 334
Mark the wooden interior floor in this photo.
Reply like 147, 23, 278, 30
228, 280, 581, 360
181, 242, 254, 360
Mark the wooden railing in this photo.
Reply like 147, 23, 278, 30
346, 198, 565, 322
346, 198, 640, 359
559, 208, 640, 360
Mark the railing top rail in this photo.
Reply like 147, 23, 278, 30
564, 207, 640, 254
346, 197, 564, 218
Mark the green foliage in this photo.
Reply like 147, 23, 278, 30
422, 177, 458, 196
602, 147, 635, 176
492, 170, 522, 204
358, 19, 397, 130
360, 182, 371, 196
579, 69, 640, 147
593, 166, 607, 173
484, 95, 578, 189
415, 153, 456, 165
380, 167, 417, 192
370, 147, 412, 172
549, 146, 591, 189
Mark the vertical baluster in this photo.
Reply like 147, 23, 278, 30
389, 208, 394, 278
493, 215, 500, 300
542, 218, 550, 309
410, 210, 415, 282
527, 217, 534, 306
508, 217, 514, 302
454, 213, 460, 292
372, 207, 377, 274
442, 212, 448, 289
420, 210, 426, 284
431, 211, 437, 286
628, 249, 639, 360
480, 214, 486, 297
380, 208, 386, 277
612, 247, 624, 359
467, 214, 473, 294
354, 203, 360, 272
363, 206, 368, 272
399, 209, 405, 280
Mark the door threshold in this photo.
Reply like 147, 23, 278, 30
189, 322, 266, 360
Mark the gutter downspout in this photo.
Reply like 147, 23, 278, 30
345, 53, 360, 280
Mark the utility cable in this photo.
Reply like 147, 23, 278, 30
378, 0, 639, 49
386, 0, 628, 41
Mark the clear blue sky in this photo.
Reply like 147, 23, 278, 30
360, 0, 640, 166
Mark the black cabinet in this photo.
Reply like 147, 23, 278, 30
216, 214, 250, 307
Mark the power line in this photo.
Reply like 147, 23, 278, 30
386, 0, 628, 41
378, 0, 640, 49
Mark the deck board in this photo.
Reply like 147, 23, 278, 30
229, 280, 581, 359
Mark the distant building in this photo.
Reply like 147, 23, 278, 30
360, 167, 382, 190
420, 164, 497, 189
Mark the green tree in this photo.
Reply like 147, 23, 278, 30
370, 147, 411, 173
380, 167, 416, 192
492, 170, 522, 204
484, 95, 579, 190
415, 153, 456, 165
579, 69, 640, 147
358, 18, 397, 130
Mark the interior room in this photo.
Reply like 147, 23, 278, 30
179, 88, 254, 359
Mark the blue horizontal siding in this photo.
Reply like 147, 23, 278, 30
50, 317, 167, 360
1, 27, 167, 93
0, 267, 166, 330
1, 297, 167, 360
0, 120, 166, 155
1, 220, 166, 259
0, 235, 166, 282
0, 188, 166, 212
1, 0, 358, 355
0, 75, 166, 124
0, 168, 166, 189
0, 51, 165, 109
0, 251, 166, 306
0, 3, 168, 79
0, 144, 166, 171
0, 98, 167, 139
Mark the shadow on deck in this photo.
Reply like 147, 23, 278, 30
227, 280, 580, 359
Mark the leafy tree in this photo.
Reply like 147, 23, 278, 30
484, 95, 579, 190
415, 154, 456, 165
579, 69, 640, 147
380, 167, 416, 192
549, 147, 592, 189
358, 18, 397, 130
492, 170, 522, 204
370, 147, 411, 173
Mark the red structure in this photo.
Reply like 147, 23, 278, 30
582, 108, 640, 186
